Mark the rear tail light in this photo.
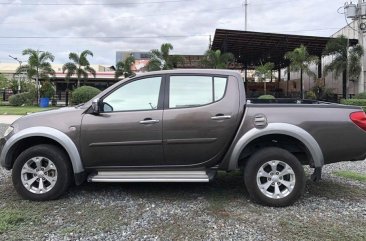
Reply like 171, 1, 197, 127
350, 111, 366, 131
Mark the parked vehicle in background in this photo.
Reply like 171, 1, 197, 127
1, 69, 366, 207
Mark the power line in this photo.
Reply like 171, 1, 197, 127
282, 27, 341, 33
0, 0, 292, 7
0, 35, 210, 39
0, 0, 191, 6
249, 0, 293, 6
0, 7, 238, 25
0, 28, 343, 42
0, 26, 343, 41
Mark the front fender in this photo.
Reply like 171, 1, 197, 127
228, 123, 324, 170
0, 126, 84, 174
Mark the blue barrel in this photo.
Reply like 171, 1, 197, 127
39, 97, 49, 108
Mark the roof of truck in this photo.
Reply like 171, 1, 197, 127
134, 69, 242, 77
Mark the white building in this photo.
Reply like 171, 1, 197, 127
282, 21, 364, 98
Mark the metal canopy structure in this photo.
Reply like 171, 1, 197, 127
211, 29, 358, 69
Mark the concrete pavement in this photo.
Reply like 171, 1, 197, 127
0, 115, 23, 125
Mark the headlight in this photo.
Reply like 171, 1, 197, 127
3, 126, 14, 137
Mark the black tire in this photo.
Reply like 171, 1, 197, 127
12, 144, 72, 201
244, 147, 305, 207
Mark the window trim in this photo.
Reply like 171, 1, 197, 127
99, 74, 166, 113
164, 74, 229, 110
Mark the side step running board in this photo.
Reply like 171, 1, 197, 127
88, 170, 214, 183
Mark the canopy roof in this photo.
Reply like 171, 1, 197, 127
211, 29, 358, 69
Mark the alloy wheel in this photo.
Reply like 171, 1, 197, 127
256, 160, 296, 199
20, 156, 58, 194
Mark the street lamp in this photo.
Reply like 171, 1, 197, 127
8, 55, 22, 94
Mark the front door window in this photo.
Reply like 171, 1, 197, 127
103, 76, 162, 112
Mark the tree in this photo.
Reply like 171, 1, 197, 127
115, 55, 135, 79
0, 73, 10, 90
62, 50, 96, 88
16, 49, 55, 103
323, 35, 364, 99
284, 44, 318, 99
201, 49, 235, 69
147, 43, 183, 71
255, 62, 275, 95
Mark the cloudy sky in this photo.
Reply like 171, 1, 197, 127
0, 0, 354, 66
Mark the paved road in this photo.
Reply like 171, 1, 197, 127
0, 115, 22, 125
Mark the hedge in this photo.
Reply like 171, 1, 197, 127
258, 95, 275, 100
8, 92, 35, 106
354, 92, 366, 99
71, 86, 101, 105
340, 99, 366, 111
40, 81, 55, 98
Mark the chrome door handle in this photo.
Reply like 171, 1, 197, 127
139, 119, 160, 124
211, 115, 231, 120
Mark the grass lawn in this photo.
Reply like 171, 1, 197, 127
0, 106, 56, 115
334, 170, 366, 182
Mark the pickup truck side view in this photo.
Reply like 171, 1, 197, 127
1, 69, 366, 207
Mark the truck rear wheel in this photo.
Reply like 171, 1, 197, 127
12, 144, 72, 201
244, 147, 305, 207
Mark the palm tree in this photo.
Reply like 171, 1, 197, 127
284, 44, 318, 99
201, 49, 235, 69
147, 43, 183, 71
255, 62, 275, 95
16, 49, 55, 103
115, 55, 135, 79
62, 50, 96, 88
323, 35, 364, 98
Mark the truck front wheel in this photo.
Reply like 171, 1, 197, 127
244, 147, 305, 207
12, 144, 72, 201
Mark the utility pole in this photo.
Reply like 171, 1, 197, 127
344, 1, 366, 94
8, 55, 22, 94
358, 0, 365, 93
244, 0, 248, 31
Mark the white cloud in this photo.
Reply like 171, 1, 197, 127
0, 0, 352, 65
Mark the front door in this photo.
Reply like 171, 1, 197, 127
163, 75, 240, 166
81, 76, 165, 168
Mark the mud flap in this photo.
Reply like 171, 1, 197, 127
310, 167, 322, 182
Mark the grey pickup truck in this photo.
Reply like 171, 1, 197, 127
1, 69, 366, 206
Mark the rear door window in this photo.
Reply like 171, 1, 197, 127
169, 76, 227, 108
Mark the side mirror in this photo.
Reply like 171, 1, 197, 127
91, 98, 100, 114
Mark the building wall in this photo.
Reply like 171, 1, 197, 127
0, 63, 19, 79
115, 51, 150, 65
258, 21, 363, 98
0, 63, 113, 77
0, 63, 116, 96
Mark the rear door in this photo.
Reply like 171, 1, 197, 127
162, 74, 240, 166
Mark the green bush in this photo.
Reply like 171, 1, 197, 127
40, 81, 55, 98
341, 99, 366, 112
305, 91, 317, 100
340, 99, 366, 107
258, 95, 275, 100
0, 73, 10, 90
354, 92, 366, 99
8, 92, 35, 106
71, 86, 101, 105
